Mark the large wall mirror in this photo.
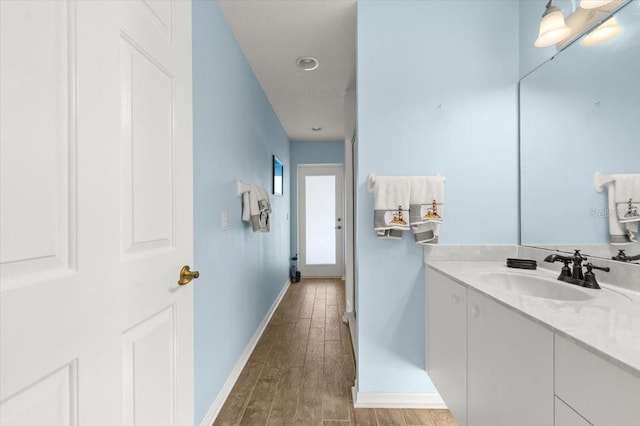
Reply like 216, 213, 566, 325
520, 0, 640, 264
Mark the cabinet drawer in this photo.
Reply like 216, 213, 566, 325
555, 336, 640, 426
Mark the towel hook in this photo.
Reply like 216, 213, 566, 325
236, 180, 251, 196
367, 174, 376, 193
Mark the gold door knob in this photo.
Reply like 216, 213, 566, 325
178, 265, 199, 286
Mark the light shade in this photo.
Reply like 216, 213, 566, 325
535, 3, 571, 47
580, 0, 614, 9
581, 16, 622, 45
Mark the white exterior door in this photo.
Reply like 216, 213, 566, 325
298, 164, 344, 277
0, 1, 194, 425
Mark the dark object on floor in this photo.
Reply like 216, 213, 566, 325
290, 254, 301, 283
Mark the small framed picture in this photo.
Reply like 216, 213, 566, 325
272, 155, 283, 196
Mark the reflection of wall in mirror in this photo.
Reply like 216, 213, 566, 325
519, 0, 640, 251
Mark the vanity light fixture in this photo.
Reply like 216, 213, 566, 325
580, 16, 622, 45
580, 0, 614, 9
296, 56, 319, 71
535, 0, 572, 47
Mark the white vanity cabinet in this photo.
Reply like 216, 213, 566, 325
426, 261, 640, 426
426, 268, 468, 425
467, 288, 554, 426
426, 268, 554, 426
555, 336, 640, 426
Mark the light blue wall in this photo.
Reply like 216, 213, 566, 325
290, 140, 345, 257
192, 1, 290, 423
356, 0, 519, 394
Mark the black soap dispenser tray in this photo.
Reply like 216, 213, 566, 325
506, 258, 537, 270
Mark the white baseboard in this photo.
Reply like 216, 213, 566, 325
352, 382, 446, 409
198, 279, 291, 426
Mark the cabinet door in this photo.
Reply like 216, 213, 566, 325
467, 290, 554, 426
555, 397, 593, 426
555, 335, 640, 426
426, 268, 467, 426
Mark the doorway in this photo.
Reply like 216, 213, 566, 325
298, 164, 344, 277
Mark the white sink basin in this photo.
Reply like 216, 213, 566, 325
480, 272, 595, 301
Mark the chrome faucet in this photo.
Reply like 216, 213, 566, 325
544, 250, 609, 289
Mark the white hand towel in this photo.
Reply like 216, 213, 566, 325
248, 185, 271, 233
257, 186, 271, 233
614, 174, 640, 222
242, 192, 251, 222
372, 176, 411, 232
377, 229, 404, 239
612, 174, 640, 243
413, 223, 440, 245
409, 176, 445, 227
409, 176, 445, 245
256, 186, 272, 214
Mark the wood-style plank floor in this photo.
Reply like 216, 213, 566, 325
213, 278, 458, 426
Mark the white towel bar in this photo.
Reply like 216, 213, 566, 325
367, 173, 447, 193
236, 180, 251, 196
594, 173, 615, 193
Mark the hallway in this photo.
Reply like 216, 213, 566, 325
213, 278, 457, 426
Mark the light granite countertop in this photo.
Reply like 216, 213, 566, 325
426, 259, 640, 379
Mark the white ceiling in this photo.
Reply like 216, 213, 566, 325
218, 0, 357, 142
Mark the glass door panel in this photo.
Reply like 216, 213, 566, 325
305, 175, 336, 265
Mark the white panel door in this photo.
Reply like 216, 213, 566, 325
298, 164, 344, 277
0, 1, 194, 425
